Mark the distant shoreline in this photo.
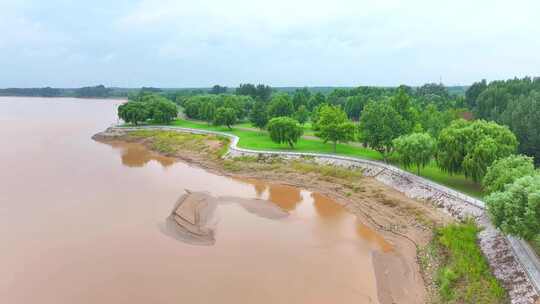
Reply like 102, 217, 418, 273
0, 96, 127, 101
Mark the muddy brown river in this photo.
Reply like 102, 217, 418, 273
0, 97, 409, 304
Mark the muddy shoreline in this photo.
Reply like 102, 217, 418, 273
92, 129, 461, 304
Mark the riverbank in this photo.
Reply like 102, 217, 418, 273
93, 128, 528, 303
166, 118, 484, 198
94, 129, 455, 303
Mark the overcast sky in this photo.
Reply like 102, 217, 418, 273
1, 0, 539, 88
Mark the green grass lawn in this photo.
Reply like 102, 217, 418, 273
237, 121, 316, 135
432, 222, 507, 303
401, 162, 483, 198
158, 118, 484, 197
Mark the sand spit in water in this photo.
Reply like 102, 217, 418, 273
163, 191, 288, 246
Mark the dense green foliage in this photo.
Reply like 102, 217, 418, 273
307, 92, 327, 111
0, 87, 61, 97
267, 117, 303, 148
502, 91, 540, 163
75, 85, 112, 98
359, 100, 407, 159
467, 77, 540, 163
213, 107, 237, 129
118, 94, 178, 125
268, 94, 295, 118
314, 105, 355, 152
344, 95, 365, 121
181, 94, 253, 122
393, 133, 437, 174
209, 85, 228, 95
418, 104, 457, 137
434, 222, 507, 303
390, 88, 417, 133
486, 175, 540, 240
168, 118, 483, 197
118, 80, 536, 205
437, 120, 518, 182
294, 105, 310, 125
118, 101, 148, 125
249, 101, 269, 130
292, 88, 311, 110
235, 83, 272, 101
482, 155, 536, 194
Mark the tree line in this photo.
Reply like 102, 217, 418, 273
463, 76, 540, 241
466, 77, 540, 164
118, 80, 538, 240
118, 92, 178, 125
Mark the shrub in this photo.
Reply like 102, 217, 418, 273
486, 174, 540, 240
482, 154, 536, 194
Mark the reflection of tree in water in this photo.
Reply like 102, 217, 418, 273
247, 179, 267, 197
231, 177, 303, 211
107, 141, 175, 168
356, 221, 393, 253
311, 192, 345, 219
268, 184, 302, 211
231, 177, 267, 198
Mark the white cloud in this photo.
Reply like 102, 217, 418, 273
1, 0, 540, 87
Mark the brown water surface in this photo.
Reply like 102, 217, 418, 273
0, 97, 391, 304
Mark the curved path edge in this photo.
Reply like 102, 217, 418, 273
102, 125, 540, 304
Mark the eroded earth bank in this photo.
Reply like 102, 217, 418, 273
93, 128, 460, 304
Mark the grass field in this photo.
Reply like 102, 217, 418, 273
150, 119, 484, 197
429, 222, 507, 303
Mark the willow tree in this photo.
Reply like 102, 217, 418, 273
393, 133, 437, 175
267, 117, 303, 148
437, 120, 518, 182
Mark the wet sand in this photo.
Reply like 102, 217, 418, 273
0, 97, 431, 304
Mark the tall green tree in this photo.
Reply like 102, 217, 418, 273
359, 101, 407, 160
267, 117, 303, 148
415, 83, 449, 99
268, 94, 294, 118
315, 105, 355, 152
308, 92, 326, 111
344, 95, 365, 121
418, 104, 456, 137
465, 79, 487, 109
437, 120, 518, 182
294, 105, 310, 125
213, 107, 237, 129
249, 101, 269, 130
475, 86, 510, 122
501, 91, 540, 164
393, 133, 437, 175
486, 175, 540, 240
209, 85, 227, 94
118, 101, 148, 125
390, 88, 416, 133
482, 155, 536, 194
148, 97, 178, 123
292, 88, 311, 110
200, 101, 216, 124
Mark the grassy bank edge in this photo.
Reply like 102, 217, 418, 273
128, 118, 483, 198
419, 221, 508, 304
121, 129, 509, 303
